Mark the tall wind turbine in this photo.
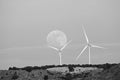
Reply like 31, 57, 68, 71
48, 40, 71, 65
76, 25, 104, 64
47, 30, 71, 65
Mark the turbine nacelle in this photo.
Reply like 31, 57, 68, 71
87, 43, 92, 47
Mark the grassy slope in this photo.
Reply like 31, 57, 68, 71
0, 63, 120, 80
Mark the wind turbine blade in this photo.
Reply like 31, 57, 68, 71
48, 45, 59, 51
60, 40, 72, 51
92, 45, 105, 49
82, 25, 89, 43
76, 45, 88, 60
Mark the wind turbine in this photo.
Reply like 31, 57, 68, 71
76, 25, 104, 64
47, 30, 71, 65
48, 40, 72, 65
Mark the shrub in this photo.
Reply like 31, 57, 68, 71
44, 75, 48, 80
12, 72, 19, 79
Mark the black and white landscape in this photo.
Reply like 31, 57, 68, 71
0, 63, 120, 80
0, 0, 120, 80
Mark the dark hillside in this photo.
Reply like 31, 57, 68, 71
0, 63, 119, 80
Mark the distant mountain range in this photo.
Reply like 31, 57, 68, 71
0, 63, 120, 80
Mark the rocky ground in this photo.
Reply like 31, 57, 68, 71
0, 63, 120, 80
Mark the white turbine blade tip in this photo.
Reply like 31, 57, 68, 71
66, 40, 72, 46
67, 40, 72, 45
76, 52, 83, 61
76, 57, 79, 61
82, 25, 89, 43
48, 45, 58, 51
92, 45, 105, 49
76, 55, 81, 61
76, 46, 87, 61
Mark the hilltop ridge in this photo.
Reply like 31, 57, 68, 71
0, 63, 119, 80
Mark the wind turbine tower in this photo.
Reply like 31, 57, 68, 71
47, 30, 71, 65
48, 40, 71, 65
76, 25, 104, 64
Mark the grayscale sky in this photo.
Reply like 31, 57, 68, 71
0, 0, 120, 69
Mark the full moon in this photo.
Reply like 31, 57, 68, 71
47, 30, 67, 49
